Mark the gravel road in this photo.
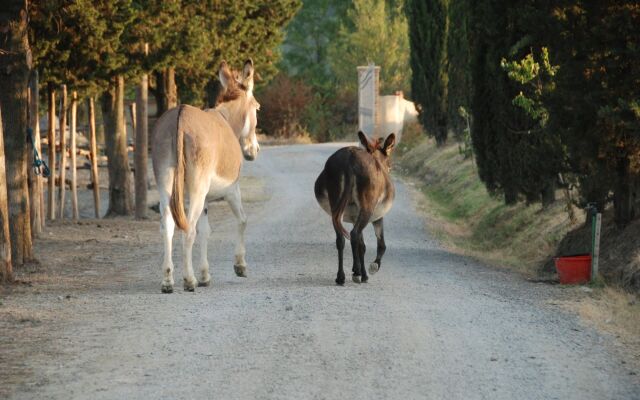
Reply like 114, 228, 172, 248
5, 143, 639, 400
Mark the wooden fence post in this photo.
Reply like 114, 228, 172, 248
58, 84, 67, 219
47, 83, 56, 220
34, 74, 45, 229
88, 97, 101, 218
28, 71, 43, 235
70, 91, 79, 220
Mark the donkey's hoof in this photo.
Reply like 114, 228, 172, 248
336, 274, 345, 286
183, 278, 197, 292
198, 279, 211, 287
352, 275, 361, 284
361, 275, 369, 283
234, 264, 247, 278
369, 262, 380, 275
161, 284, 174, 294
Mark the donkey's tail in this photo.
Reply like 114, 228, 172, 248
170, 105, 189, 231
332, 171, 352, 240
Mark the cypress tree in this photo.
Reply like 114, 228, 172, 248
406, 0, 450, 145
470, 1, 564, 205
446, 0, 472, 137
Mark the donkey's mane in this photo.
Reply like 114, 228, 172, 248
218, 68, 248, 104
219, 83, 248, 104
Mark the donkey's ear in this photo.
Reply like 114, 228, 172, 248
218, 60, 233, 89
382, 133, 396, 155
242, 59, 254, 93
358, 131, 376, 153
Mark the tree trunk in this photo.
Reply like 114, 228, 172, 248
101, 75, 133, 216
47, 83, 56, 220
524, 191, 538, 205
504, 187, 518, 205
0, 106, 13, 282
156, 67, 177, 116
28, 70, 43, 235
70, 91, 79, 220
614, 155, 636, 229
58, 84, 67, 219
0, 0, 33, 265
541, 178, 556, 209
435, 120, 448, 146
88, 97, 101, 218
135, 72, 149, 219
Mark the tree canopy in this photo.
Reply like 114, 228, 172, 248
30, 0, 300, 102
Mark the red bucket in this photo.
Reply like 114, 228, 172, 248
554, 254, 591, 284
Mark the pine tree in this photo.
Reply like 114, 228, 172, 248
176, 0, 301, 107
32, 0, 137, 216
0, 0, 33, 265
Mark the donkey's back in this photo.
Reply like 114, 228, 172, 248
314, 146, 393, 226
151, 105, 241, 189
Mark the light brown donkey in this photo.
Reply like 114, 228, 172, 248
152, 60, 260, 293
314, 131, 396, 285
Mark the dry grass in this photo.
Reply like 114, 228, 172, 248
560, 287, 640, 362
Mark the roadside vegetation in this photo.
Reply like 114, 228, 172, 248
398, 121, 640, 295
396, 124, 581, 277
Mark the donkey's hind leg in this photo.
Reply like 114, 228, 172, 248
196, 206, 211, 286
369, 218, 386, 275
335, 232, 346, 285
226, 183, 248, 277
358, 232, 367, 283
350, 209, 372, 284
182, 188, 207, 292
159, 196, 176, 293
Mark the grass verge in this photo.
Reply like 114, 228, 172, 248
397, 131, 580, 277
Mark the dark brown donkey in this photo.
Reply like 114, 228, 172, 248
314, 132, 396, 285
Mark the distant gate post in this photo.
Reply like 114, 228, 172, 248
357, 64, 380, 137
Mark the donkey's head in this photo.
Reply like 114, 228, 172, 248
217, 60, 261, 161
358, 131, 396, 171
